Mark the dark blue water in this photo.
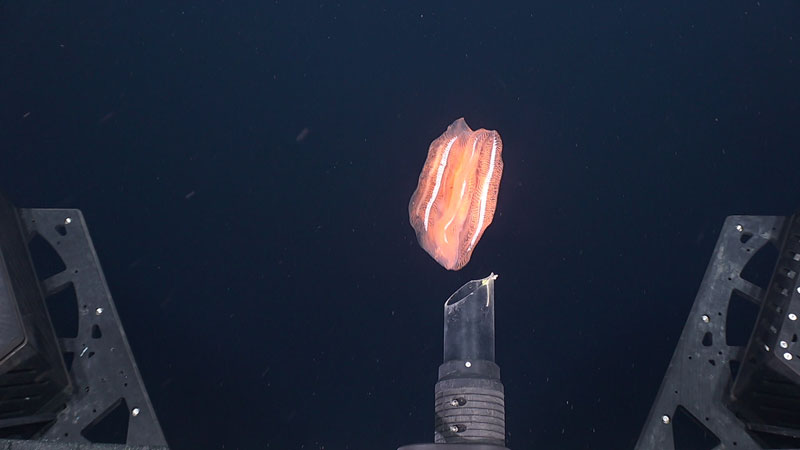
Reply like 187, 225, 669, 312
2, 1, 799, 449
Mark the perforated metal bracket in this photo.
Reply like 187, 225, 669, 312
635, 215, 792, 449
11, 208, 168, 448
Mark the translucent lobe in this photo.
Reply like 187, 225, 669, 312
408, 118, 504, 270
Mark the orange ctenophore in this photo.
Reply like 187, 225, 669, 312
409, 117, 504, 271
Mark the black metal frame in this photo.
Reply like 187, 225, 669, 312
0, 207, 168, 449
730, 213, 800, 439
635, 214, 800, 449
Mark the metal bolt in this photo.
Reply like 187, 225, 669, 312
131, 407, 140, 417
735, 224, 743, 232
784, 353, 793, 361
95, 307, 103, 315
780, 341, 788, 349
662, 415, 671, 424
789, 313, 798, 321
701, 314, 710, 323
765, 345, 771, 352
464, 361, 472, 368
64, 217, 72, 225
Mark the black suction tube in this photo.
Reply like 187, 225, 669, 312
399, 273, 509, 450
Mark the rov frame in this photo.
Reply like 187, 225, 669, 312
0, 194, 167, 449
636, 213, 800, 449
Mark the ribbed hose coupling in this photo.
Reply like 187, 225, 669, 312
433, 360, 505, 445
